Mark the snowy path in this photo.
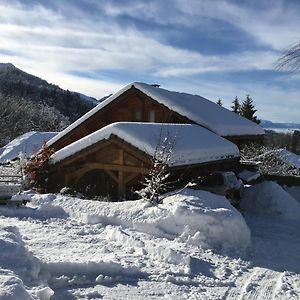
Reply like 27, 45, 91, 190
225, 213, 300, 300
226, 268, 283, 300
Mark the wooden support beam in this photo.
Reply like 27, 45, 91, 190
118, 149, 125, 196
124, 172, 139, 185
74, 162, 150, 174
69, 161, 150, 188
104, 170, 118, 183
54, 139, 111, 168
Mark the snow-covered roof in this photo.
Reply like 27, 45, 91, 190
0, 131, 57, 163
47, 82, 264, 147
51, 122, 239, 167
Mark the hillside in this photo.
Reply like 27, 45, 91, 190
0, 63, 99, 146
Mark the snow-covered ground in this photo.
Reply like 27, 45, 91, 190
0, 183, 299, 299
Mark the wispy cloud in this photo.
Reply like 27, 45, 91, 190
0, 0, 299, 122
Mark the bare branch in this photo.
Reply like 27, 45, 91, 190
276, 42, 300, 72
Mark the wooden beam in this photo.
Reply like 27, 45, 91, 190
118, 149, 125, 196
110, 136, 152, 165
124, 172, 139, 185
69, 162, 149, 182
105, 170, 118, 183
85, 162, 149, 173
53, 139, 112, 168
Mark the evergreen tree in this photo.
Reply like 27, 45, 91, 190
216, 99, 223, 106
231, 96, 240, 114
240, 94, 260, 124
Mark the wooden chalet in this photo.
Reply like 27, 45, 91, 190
48, 123, 240, 199
46, 82, 265, 199
48, 82, 265, 152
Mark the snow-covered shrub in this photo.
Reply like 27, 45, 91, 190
241, 144, 300, 176
24, 142, 54, 192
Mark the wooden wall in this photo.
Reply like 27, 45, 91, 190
51, 87, 192, 151
50, 136, 152, 199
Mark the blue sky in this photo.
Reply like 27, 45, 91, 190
0, 0, 299, 122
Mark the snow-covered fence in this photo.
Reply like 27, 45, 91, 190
0, 175, 23, 200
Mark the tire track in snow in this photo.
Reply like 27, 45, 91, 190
226, 268, 283, 300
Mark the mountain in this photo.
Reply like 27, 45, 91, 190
261, 120, 300, 131
0, 63, 98, 120
0, 63, 100, 146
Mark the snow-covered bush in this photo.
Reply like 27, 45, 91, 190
241, 144, 300, 176
24, 142, 54, 192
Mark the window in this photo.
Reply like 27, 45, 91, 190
133, 110, 142, 121
149, 110, 156, 122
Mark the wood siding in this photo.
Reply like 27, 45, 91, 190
50, 135, 153, 198
51, 87, 192, 151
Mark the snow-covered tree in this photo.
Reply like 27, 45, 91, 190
137, 129, 176, 204
0, 94, 70, 146
231, 96, 241, 114
240, 95, 260, 124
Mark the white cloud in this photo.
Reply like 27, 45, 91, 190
0, 0, 299, 122
99, 0, 300, 51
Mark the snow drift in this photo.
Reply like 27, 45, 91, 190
241, 181, 300, 220
34, 189, 251, 252
0, 225, 53, 300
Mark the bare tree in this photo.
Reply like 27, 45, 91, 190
277, 42, 300, 72
137, 127, 176, 204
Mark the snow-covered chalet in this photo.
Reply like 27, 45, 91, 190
47, 82, 264, 198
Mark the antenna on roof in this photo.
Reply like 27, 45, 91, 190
151, 84, 160, 88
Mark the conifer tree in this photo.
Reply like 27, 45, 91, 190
240, 94, 260, 124
216, 99, 223, 106
231, 96, 240, 114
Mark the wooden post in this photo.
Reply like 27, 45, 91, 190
118, 149, 125, 197
65, 173, 72, 187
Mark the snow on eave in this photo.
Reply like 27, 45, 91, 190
47, 82, 264, 148
50, 122, 240, 167
132, 82, 265, 137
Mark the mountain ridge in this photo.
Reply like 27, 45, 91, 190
0, 63, 102, 146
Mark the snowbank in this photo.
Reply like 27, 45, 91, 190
0, 226, 40, 281
35, 189, 250, 252
241, 181, 300, 220
0, 225, 54, 300
284, 186, 300, 203
1, 194, 68, 220
0, 275, 33, 300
